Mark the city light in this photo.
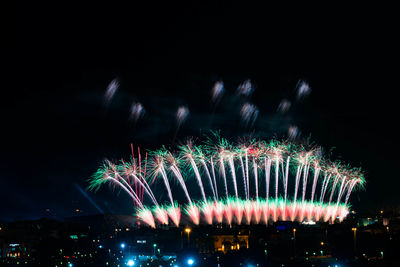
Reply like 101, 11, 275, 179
187, 258, 194, 265
120, 243, 126, 249
185, 228, 191, 233
127, 259, 135, 266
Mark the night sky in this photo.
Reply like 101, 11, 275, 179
2, 2, 398, 221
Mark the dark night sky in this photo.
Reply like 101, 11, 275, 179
2, 2, 399, 221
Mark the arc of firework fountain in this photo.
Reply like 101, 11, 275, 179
239, 154, 248, 200
253, 157, 259, 201
219, 156, 229, 199
245, 150, 250, 199
310, 164, 321, 203
320, 172, 332, 202
328, 173, 341, 205
228, 154, 239, 200
210, 157, 219, 200
336, 177, 349, 206
199, 157, 217, 201
344, 179, 359, 205
264, 157, 271, 202
186, 155, 207, 202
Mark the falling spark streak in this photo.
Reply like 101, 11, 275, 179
107, 176, 143, 209
158, 164, 175, 207
137, 208, 155, 228
328, 175, 340, 205
200, 159, 217, 201
210, 157, 219, 200
320, 173, 332, 202
336, 178, 348, 205
188, 156, 207, 202
239, 156, 248, 200
253, 158, 259, 201
154, 206, 169, 225
302, 163, 311, 202
310, 166, 321, 203
274, 159, 279, 201
264, 157, 271, 201
228, 156, 239, 199
219, 158, 229, 199
185, 204, 200, 225
284, 157, 290, 203
169, 164, 192, 205
245, 151, 250, 200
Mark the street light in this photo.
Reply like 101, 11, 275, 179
293, 228, 296, 258
185, 227, 191, 245
127, 259, 135, 266
120, 243, 126, 249
352, 227, 357, 255
187, 258, 194, 265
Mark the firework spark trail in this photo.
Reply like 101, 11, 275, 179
167, 205, 181, 227
302, 156, 311, 203
253, 158, 259, 201
176, 106, 189, 127
169, 163, 192, 205
158, 163, 175, 207
239, 156, 248, 200
244, 200, 252, 224
344, 179, 358, 205
106, 175, 143, 209
336, 178, 348, 205
210, 157, 219, 200
237, 79, 254, 96
277, 99, 291, 114
129, 173, 158, 206
296, 80, 311, 100
328, 175, 340, 205
240, 103, 259, 127
274, 159, 279, 202
187, 156, 207, 202
202, 201, 214, 225
200, 158, 217, 201
228, 155, 239, 199
211, 80, 225, 103
320, 173, 332, 202
264, 157, 271, 201
153, 206, 169, 225
129, 102, 145, 122
284, 156, 290, 203
219, 158, 229, 199
245, 151, 250, 199
185, 204, 200, 225
311, 165, 321, 203
214, 201, 224, 223
234, 200, 244, 224
104, 78, 119, 105
137, 208, 156, 228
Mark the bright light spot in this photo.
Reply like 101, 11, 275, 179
187, 258, 194, 265
120, 243, 126, 248
127, 259, 135, 266
99, 245, 103, 249
68, 264, 73, 267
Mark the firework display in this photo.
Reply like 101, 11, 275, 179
89, 136, 365, 228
